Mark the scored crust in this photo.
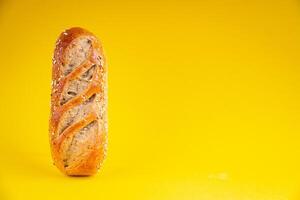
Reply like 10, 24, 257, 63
49, 27, 107, 176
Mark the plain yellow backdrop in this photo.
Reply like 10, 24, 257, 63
0, 0, 300, 199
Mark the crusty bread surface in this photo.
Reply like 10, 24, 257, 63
49, 27, 107, 176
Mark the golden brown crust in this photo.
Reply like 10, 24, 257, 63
49, 27, 107, 176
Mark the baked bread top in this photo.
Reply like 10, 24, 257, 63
49, 27, 107, 176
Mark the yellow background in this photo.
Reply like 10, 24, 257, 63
0, 0, 300, 199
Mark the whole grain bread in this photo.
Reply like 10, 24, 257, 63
49, 27, 107, 176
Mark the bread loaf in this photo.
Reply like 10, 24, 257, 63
49, 27, 107, 176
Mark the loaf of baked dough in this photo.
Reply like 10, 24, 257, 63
49, 27, 107, 176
